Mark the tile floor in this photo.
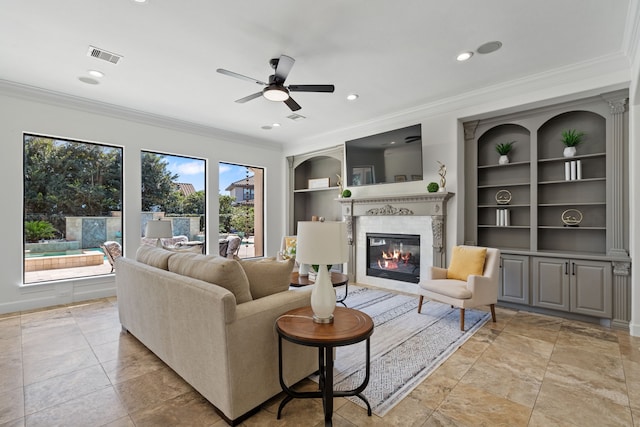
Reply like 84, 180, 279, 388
1, 293, 639, 426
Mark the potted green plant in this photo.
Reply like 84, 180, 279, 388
24, 220, 58, 243
561, 129, 585, 157
495, 141, 515, 165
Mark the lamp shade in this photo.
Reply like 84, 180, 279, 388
296, 221, 348, 265
145, 220, 173, 238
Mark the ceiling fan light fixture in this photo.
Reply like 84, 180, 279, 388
263, 85, 289, 101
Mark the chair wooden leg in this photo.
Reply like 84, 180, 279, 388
490, 304, 496, 323
460, 308, 465, 331
417, 296, 424, 313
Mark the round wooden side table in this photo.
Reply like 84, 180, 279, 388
275, 306, 374, 426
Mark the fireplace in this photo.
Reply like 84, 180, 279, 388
366, 233, 420, 283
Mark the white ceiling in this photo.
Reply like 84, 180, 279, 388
0, 1, 634, 147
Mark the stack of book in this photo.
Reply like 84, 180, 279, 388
496, 209, 510, 226
564, 160, 582, 181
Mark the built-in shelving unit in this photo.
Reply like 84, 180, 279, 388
287, 145, 343, 235
463, 90, 631, 327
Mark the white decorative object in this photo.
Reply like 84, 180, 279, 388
565, 162, 571, 181
498, 155, 509, 165
145, 220, 173, 247
576, 160, 582, 180
570, 161, 577, 180
308, 177, 330, 189
437, 161, 447, 191
296, 221, 348, 323
563, 146, 577, 158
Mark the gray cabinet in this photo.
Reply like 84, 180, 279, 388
532, 257, 570, 311
463, 90, 630, 324
570, 259, 612, 318
532, 257, 612, 318
287, 146, 343, 234
499, 254, 530, 304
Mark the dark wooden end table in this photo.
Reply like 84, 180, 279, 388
276, 306, 373, 427
290, 271, 350, 306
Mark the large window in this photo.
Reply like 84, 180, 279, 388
141, 152, 206, 251
23, 134, 123, 284
219, 162, 264, 258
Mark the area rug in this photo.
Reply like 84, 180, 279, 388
315, 286, 490, 417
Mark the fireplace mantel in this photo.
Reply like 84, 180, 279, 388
338, 192, 453, 269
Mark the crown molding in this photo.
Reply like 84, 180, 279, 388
0, 79, 283, 152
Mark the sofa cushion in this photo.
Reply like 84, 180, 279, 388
447, 246, 487, 281
136, 245, 174, 270
168, 253, 253, 303
239, 257, 295, 299
421, 279, 473, 299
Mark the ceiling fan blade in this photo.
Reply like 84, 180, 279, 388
288, 84, 335, 93
216, 68, 267, 86
284, 96, 301, 111
235, 92, 263, 103
274, 55, 295, 84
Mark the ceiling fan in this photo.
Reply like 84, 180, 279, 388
216, 54, 335, 111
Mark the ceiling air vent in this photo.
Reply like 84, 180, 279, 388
87, 46, 123, 64
287, 113, 306, 121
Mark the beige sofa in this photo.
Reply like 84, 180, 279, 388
116, 246, 317, 425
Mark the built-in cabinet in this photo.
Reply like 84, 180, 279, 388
532, 257, 612, 318
287, 146, 343, 235
464, 90, 630, 327
499, 254, 530, 305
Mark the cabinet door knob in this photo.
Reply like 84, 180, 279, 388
565, 262, 569, 275
572, 262, 576, 276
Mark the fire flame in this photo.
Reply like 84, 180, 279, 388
377, 249, 411, 270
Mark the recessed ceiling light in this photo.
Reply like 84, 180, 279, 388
477, 41, 502, 54
78, 77, 99, 85
132, 0, 148, 3
272, 123, 281, 127
88, 70, 104, 78
347, 94, 359, 101
456, 52, 473, 62
261, 125, 272, 130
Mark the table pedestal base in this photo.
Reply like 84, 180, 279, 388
277, 338, 372, 426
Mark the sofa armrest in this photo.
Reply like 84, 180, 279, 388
466, 274, 498, 305
427, 266, 448, 280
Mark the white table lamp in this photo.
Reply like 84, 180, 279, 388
145, 220, 173, 247
296, 220, 348, 323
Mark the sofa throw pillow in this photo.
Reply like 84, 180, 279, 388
136, 245, 175, 270
447, 246, 487, 281
168, 253, 253, 304
239, 257, 295, 299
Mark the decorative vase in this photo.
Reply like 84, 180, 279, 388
498, 155, 509, 165
563, 146, 576, 158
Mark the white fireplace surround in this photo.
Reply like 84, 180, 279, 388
338, 193, 453, 294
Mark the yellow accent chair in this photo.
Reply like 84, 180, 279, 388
417, 245, 500, 331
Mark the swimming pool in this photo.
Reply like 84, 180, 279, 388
24, 249, 105, 272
